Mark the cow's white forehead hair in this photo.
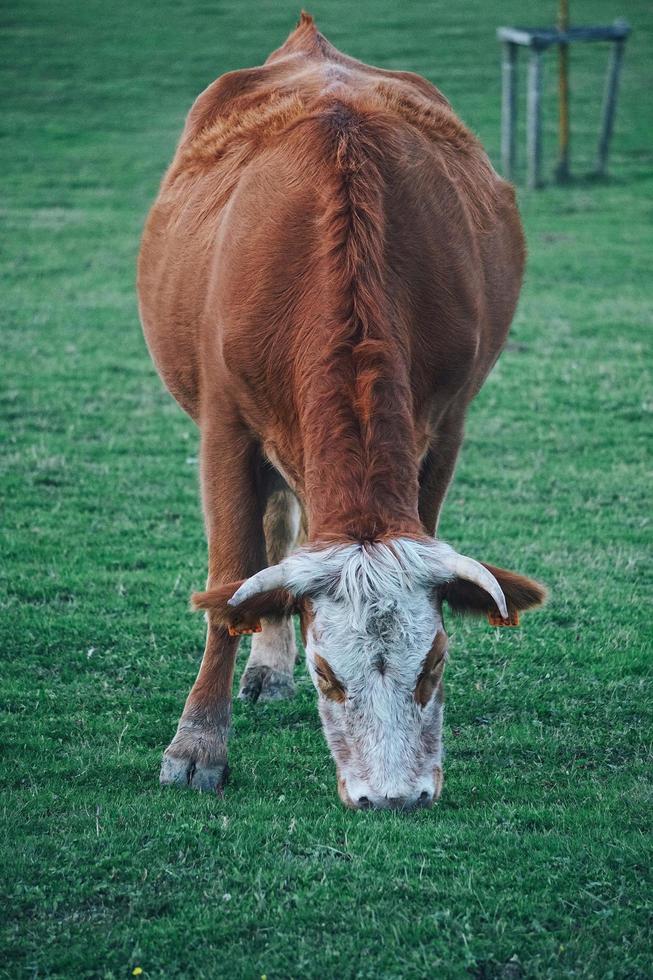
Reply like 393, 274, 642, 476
284, 537, 454, 615
284, 537, 450, 681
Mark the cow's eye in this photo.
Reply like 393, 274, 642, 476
314, 654, 347, 703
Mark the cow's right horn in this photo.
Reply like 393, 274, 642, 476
440, 551, 508, 619
227, 564, 287, 606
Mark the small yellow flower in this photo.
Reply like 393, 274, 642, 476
132, 969, 143, 977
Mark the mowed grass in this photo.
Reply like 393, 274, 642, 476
1, 0, 651, 977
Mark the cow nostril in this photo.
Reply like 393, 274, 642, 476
357, 795, 371, 809
419, 791, 430, 802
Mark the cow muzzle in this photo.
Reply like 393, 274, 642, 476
338, 774, 439, 811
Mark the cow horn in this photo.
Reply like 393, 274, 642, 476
441, 551, 508, 619
227, 564, 287, 606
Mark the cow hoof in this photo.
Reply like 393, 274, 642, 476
159, 753, 229, 794
238, 665, 295, 703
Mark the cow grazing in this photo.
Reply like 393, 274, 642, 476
138, 14, 546, 810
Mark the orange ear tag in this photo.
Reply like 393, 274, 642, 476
487, 609, 520, 627
228, 621, 263, 637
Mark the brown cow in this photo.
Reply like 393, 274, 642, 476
138, 14, 545, 810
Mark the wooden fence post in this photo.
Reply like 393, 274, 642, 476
555, 0, 571, 183
527, 48, 544, 189
498, 20, 629, 188
501, 41, 518, 179
595, 35, 626, 177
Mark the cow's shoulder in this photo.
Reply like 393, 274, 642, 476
182, 65, 282, 141
377, 70, 451, 110
182, 14, 339, 141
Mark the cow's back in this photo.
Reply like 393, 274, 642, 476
137, 14, 524, 436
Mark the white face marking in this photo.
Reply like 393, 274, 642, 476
283, 539, 448, 809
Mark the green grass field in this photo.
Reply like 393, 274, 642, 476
2, 1, 651, 977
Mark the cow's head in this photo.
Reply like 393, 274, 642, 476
193, 538, 545, 810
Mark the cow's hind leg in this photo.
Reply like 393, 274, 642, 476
160, 416, 267, 793
239, 482, 301, 703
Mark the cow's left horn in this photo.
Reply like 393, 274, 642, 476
440, 551, 508, 619
227, 564, 287, 606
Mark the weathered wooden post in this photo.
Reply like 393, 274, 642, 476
595, 22, 628, 176
555, 0, 571, 182
497, 19, 630, 188
501, 41, 518, 180
526, 48, 544, 190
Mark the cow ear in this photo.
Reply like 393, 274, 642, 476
441, 563, 547, 619
191, 581, 298, 633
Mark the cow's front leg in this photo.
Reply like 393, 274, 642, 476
160, 420, 266, 793
238, 617, 298, 702
239, 485, 301, 702
159, 621, 238, 792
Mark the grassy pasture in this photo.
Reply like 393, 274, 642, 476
1, 0, 651, 977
